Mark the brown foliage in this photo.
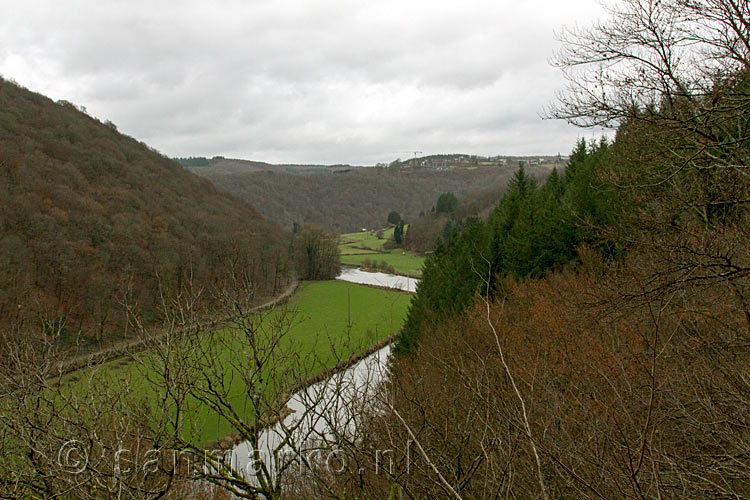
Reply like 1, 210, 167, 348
403, 213, 449, 253
191, 159, 550, 234
304, 248, 749, 498
0, 78, 291, 354
293, 224, 341, 280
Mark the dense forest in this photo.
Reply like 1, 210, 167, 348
398, 139, 613, 352
189, 158, 550, 233
402, 186, 515, 253
0, 78, 291, 353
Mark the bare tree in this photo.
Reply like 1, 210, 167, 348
0, 324, 174, 499
550, 0, 750, 332
549, 0, 748, 126
128, 277, 392, 499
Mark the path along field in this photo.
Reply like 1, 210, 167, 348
339, 227, 425, 277
59, 281, 411, 445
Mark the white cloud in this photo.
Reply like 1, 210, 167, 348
0, 0, 608, 164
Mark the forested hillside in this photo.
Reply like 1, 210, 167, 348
403, 186, 515, 253
288, 0, 750, 497
398, 138, 613, 351
0, 78, 290, 352
189, 159, 550, 233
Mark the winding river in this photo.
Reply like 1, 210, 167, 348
227, 269, 418, 483
336, 267, 419, 293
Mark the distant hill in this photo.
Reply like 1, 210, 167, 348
189, 158, 553, 234
182, 156, 356, 175
0, 78, 290, 351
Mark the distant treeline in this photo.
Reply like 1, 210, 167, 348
174, 156, 209, 166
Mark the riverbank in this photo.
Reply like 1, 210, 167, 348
59, 279, 411, 446
186, 279, 411, 443
339, 228, 425, 277
337, 267, 419, 293
212, 330, 398, 451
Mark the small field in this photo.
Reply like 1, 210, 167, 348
339, 227, 425, 277
61, 281, 411, 445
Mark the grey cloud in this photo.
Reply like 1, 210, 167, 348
0, 0, 607, 164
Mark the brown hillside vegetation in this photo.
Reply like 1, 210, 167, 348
190, 159, 551, 233
0, 78, 290, 353
300, 250, 748, 498
284, 0, 750, 496
404, 186, 507, 253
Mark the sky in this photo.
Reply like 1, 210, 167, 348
0, 0, 609, 165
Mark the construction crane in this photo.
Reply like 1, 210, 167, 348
397, 150, 423, 159
397, 151, 423, 167
411, 151, 423, 167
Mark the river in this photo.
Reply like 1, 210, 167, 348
336, 267, 419, 293
227, 269, 418, 485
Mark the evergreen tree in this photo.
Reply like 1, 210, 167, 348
387, 210, 402, 225
436, 192, 458, 215
396, 143, 617, 353
393, 220, 405, 246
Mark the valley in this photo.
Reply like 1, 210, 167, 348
2, 1, 748, 497
59, 278, 412, 446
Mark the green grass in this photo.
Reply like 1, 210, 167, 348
339, 246, 380, 256
62, 281, 411, 445
340, 252, 425, 277
339, 228, 393, 250
339, 228, 425, 277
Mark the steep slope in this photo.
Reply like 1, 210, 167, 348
0, 78, 290, 350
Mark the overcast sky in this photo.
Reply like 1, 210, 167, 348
1, 0, 608, 165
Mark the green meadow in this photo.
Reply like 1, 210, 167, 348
339, 228, 425, 277
62, 281, 411, 445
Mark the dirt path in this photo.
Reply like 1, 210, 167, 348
61, 278, 299, 375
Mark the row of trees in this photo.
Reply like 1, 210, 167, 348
398, 140, 613, 352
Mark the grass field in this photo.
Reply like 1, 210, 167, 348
62, 281, 411, 445
340, 227, 396, 251
339, 228, 425, 277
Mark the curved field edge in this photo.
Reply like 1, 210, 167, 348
339, 228, 425, 277
58, 281, 411, 445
